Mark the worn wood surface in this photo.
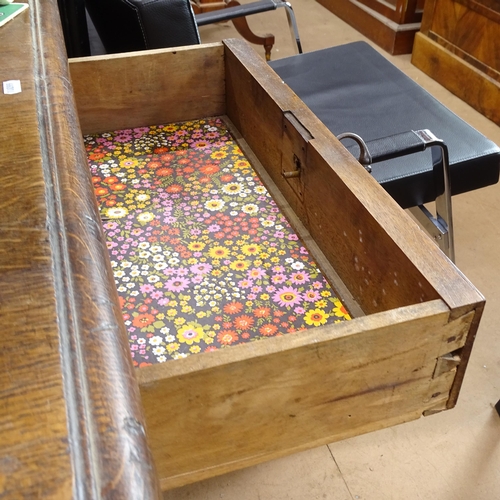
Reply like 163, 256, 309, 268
139, 300, 468, 489
316, 0, 421, 54
0, 1, 160, 498
412, 0, 500, 125
70, 44, 225, 135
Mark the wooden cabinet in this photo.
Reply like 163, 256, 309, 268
316, 0, 425, 54
412, 0, 500, 125
1, 0, 486, 496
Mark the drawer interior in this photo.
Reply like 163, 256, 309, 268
69, 40, 480, 490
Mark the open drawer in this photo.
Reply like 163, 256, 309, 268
68, 40, 484, 491
3, 2, 483, 497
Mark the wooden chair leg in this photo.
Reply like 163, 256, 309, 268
227, 1, 275, 60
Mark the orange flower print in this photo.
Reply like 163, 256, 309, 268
254, 307, 271, 318
132, 313, 155, 328
259, 324, 278, 336
234, 315, 254, 330
166, 184, 183, 193
217, 330, 239, 345
200, 164, 220, 175
156, 167, 173, 176
223, 301, 244, 315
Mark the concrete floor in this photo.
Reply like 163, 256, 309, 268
165, 1, 500, 498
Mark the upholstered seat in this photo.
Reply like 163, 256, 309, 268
270, 41, 500, 210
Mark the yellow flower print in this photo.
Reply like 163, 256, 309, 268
166, 342, 180, 353
242, 203, 259, 215
333, 299, 351, 320
176, 322, 206, 345
235, 159, 250, 169
320, 290, 331, 297
304, 309, 330, 327
241, 244, 261, 256
137, 212, 154, 223
208, 246, 230, 259
119, 159, 138, 169
189, 345, 201, 354
188, 241, 206, 251
105, 207, 129, 218
315, 299, 328, 309
174, 317, 186, 326
166, 309, 177, 317
229, 260, 250, 271
163, 124, 179, 132
205, 199, 225, 211
211, 151, 227, 159
222, 182, 243, 195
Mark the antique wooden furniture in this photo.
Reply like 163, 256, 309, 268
412, 0, 500, 126
316, 0, 425, 54
0, 0, 488, 497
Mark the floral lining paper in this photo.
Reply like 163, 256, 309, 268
84, 117, 351, 367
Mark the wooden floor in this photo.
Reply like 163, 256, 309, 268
162, 1, 500, 498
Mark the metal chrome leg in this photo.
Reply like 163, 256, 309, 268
275, 0, 303, 54
408, 134, 455, 262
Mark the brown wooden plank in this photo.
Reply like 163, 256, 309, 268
138, 300, 466, 490
412, 33, 500, 125
70, 44, 226, 135
315, 0, 419, 54
0, 3, 72, 497
1, 0, 161, 497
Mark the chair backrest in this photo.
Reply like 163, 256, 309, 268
85, 0, 201, 54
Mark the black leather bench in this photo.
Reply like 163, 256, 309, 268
270, 42, 500, 260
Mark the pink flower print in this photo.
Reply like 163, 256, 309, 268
158, 298, 170, 306
151, 291, 164, 299
271, 274, 286, 284
115, 134, 132, 143
304, 290, 321, 302
190, 263, 212, 275
207, 224, 220, 232
247, 268, 266, 280
164, 276, 191, 292
238, 279, 253, 289
140, 284, 155, 293
272, 286, 302, 308
290, 271, 310, 284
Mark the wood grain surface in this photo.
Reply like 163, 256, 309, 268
413, 0, 500, 125
0, 1, 160, 498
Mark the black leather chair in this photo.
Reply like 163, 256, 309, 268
84, 0, 500, 261
84, 0, 302, 59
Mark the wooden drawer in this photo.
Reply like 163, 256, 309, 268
69, 41, 484, 490
2, 1, 483, 496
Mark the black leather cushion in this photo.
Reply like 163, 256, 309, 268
270, 42, 500, 208
85, 0, 200, 54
